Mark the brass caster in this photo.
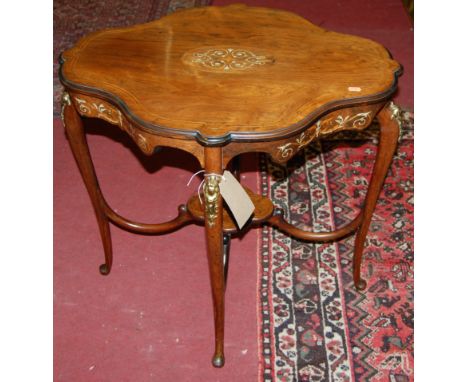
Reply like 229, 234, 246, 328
212, 354, 225, 368
99, 263, 111, 275
355, 279, 367, 291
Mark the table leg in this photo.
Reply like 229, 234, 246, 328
353, 102, 400, 290
203, 147, 225, 367
223, 234, 231, 289
61, 93, 113, 275
222, 155, 239, 289
231, 155, 241, 181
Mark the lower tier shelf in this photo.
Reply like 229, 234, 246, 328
187, 186, 274, 233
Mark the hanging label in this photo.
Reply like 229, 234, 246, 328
219, 170, 255, 229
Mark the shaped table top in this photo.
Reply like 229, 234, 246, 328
60, 4, 401, 144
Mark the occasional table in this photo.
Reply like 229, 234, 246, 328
59, 4, 402, 367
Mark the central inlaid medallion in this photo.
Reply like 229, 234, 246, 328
182, 47, 275, 73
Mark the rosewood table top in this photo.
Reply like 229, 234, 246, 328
60, 4, 401, 145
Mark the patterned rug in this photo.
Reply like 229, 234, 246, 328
258, 111, 414, 382
53, 0, 212, 116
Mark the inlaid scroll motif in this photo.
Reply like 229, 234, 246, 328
203, 175, 220, 228
74, 97, 123, 125
183, 47, 275, 72
72, 96, 152, 155
276, 111, 373, 161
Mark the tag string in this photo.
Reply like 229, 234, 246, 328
186, 170, 205, 187
187, 170, 224, 205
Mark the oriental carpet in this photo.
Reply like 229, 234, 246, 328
259, 112, 414, 382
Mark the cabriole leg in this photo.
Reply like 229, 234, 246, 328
223, 234, 231, 289
224, 155, 238, 288
353, 102, 400, 290
203, 147, 225, 367
61, 92, 113, 275
231, 155, 240, 180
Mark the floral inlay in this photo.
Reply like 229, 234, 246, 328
183, 47, 275, 72
72, 96, 151, 154
276, 111, 373, 161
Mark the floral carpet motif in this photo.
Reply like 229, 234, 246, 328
259, 112, 414, 382
53, 0, 211, 116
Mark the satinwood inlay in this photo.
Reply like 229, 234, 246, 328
71, 94, 151, 154
276, 110, 373, 160
182, 47, 275, 72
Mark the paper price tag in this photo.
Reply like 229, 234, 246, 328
219, 170, 255, 229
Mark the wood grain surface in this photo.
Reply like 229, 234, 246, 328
60, 4, 401, 143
